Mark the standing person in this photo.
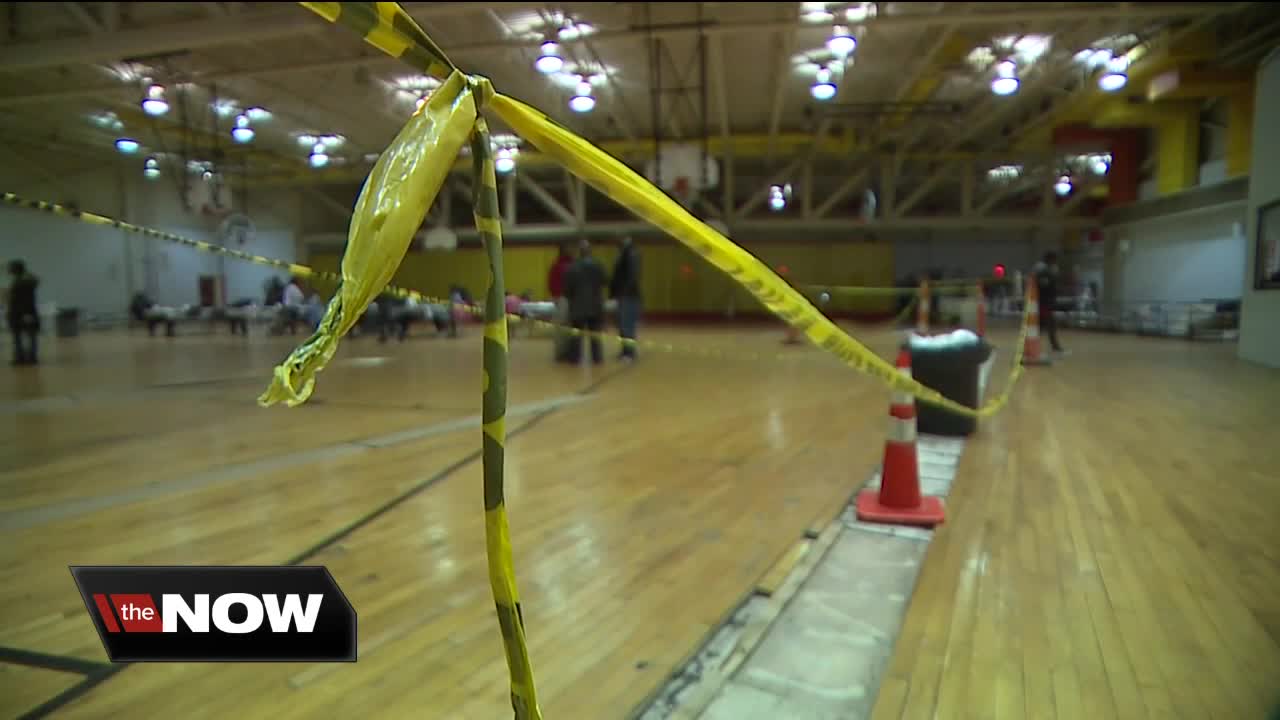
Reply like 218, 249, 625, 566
278, 275, 305, 335
264, 276, 285, 306
7, 260, 40, 366
563, 240, 608, 365
1034, 252, 1066, 355
547, 244, 573, 362
610, 236, 642, 361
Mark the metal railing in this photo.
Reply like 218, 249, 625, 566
989, 296, 1241, 341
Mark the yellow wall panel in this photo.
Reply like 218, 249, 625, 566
309, 239, 897, 314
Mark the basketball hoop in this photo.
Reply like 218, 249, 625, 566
645, 144, 718, 213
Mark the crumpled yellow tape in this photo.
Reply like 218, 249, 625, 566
488, 92, 1024, 418
257, 70, 477, 408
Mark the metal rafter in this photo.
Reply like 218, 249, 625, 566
516, 172, 576, 226
975, 173, 1043, 215
895, 160, 961, 217
60, 2, 102, 33
765, 3, 800, 161
0, 4, 1233, 75
990, 6, 1250, 151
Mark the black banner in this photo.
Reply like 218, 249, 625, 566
70, 566, 357, 662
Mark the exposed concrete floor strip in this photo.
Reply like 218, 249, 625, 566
635, 432, 966, 720
0, 393, 590, 532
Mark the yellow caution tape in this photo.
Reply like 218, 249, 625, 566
486, 92, 1026, 418
293, 1, 1028, 417
6, 5, 1034, 717
802, 283, 974, 297
0, 191, 925, 371
256, 70, 476, 408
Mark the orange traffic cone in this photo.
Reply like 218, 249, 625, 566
1022, 279, 1051, 366
855, 349, 946, 527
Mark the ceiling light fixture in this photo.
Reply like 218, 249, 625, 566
991, 59, 1019, 96
495, 148, 516, 174
141, 84, 169, 116
827, 25, 857, 56
309, 142, 329, 168
211, 99, 239, 118
246, 106, 272, 122
143, 156, 160, 180
1098, 57, 1128, 92
1054, 174, 1073, 196
769, 184, 787, 211
569, 80, 595, 113
231, 114, 255, 143
536, 41, 564, 74
810, 68, 837, 101
115, 138, 140, 154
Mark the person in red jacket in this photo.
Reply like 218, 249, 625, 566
548, 244, 573, 362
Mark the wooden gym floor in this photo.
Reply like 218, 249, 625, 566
1, 323, 1277, 719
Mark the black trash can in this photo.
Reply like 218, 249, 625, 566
56, 308, 81, 338
906, 336, 992, 437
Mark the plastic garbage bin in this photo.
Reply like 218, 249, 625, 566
56, 308, 80, 338
905, 330, 992, 437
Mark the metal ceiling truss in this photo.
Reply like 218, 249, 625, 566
368, 152, 1104, 243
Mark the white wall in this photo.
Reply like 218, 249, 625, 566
1104, 202, 1247, 304
1239, 48, 1280, 368
0, 165, 301, 316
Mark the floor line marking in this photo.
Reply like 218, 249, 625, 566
14, 365, 634, 720
0, 392, 593, 532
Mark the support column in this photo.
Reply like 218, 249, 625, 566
1225, 90, 1254, 178
1155, 107, 1200, 195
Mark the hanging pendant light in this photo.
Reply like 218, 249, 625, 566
991, 59, 1019, 95
536, 41, 564, 74
309, 142, 329, 168
569, 79, 595, 113
1098, 57, 1128, 92
141, 84, 169, 116
811, 68, 837, 101
231, 114, 255, 143
826, 25, 856, 56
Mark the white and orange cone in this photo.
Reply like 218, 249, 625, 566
1022, 280, 1052, 366
855, 349, 946, 527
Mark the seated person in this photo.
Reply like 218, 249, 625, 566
376, 292, 412, 343
129, 292, 154, 325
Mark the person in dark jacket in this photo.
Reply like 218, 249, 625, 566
609, 236, 642, 361
548, 244, 573, 361
1034, 252, 1065, 353
7, 260, 40, 366
563, 240, 608, 365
